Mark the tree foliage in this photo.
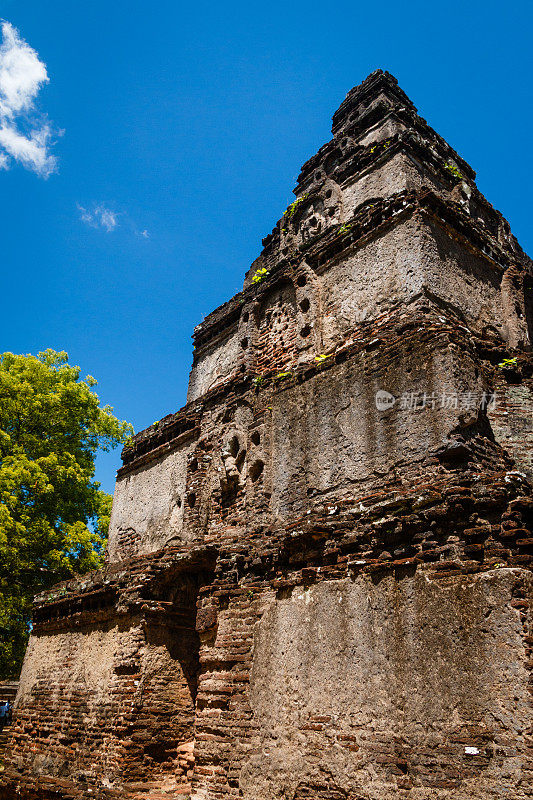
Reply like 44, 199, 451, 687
0, 350, 133, 677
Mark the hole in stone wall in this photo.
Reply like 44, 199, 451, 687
114, 661, 141, 676
324, 151, 341, 172
189, 457, 198, 472
300, 325, 311, 338
249, 459, 264, 482
228, 435, 240, 457
223, 406, 235, 422
236, 449, 246, 470
242, 311, 249, 323
299, 298, 310, 313
297, 275, 307, 287
241, 338, 248, 349
251, 431, 261, 446
218, 594, 229, 610
144, 741, 179, 764
187, 492, 197, 508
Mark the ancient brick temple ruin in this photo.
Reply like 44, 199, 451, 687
3, 70, 533, 800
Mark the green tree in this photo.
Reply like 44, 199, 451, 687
0, 350, 133, 677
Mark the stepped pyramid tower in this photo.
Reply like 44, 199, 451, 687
3, 71, 533, 800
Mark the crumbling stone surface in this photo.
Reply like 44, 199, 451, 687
2, 70, 532, 800
245, 570, 532, 799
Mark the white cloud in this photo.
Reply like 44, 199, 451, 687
78, 203, 118, 232
0, 120, 54, 174
0, 21, 57, 176
77, 204, 150, 238
97, 207, 117, 232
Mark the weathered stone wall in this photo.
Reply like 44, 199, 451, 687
489, 377, 533, 480
188, 195, 527, 407
5, 457, 533, 799
107, 438, 196, 561
267, 328, 478, 519
7, 568, 205, 799
12, 618, 147, 785
187, 323, 240, 403
244, 570, 532, 799
341, 150, 440, 211
108, 301, 491, 560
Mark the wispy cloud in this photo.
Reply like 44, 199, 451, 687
0, 20, 57, 176
77, 202, 150, 238
78, 203, 118, 232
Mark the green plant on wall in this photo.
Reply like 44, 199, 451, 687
252, 267, 269, 285
283, 193, 309, 222
369, 138, 391, 155
497, 357, 518, 369
281, 193, 310, 232
315, 353, 332, 364
444, 161, 464, 181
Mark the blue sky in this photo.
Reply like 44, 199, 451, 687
0, 0, 531, 494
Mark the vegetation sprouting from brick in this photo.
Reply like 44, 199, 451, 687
498, 356, 518, 369
444, 160, 465, 181
281, 192, 309, 232
369, 138, 391, 155
252, 267, 270, 285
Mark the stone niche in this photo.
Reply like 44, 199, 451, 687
243, 569, 532, 800
107, 439, 196, 562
